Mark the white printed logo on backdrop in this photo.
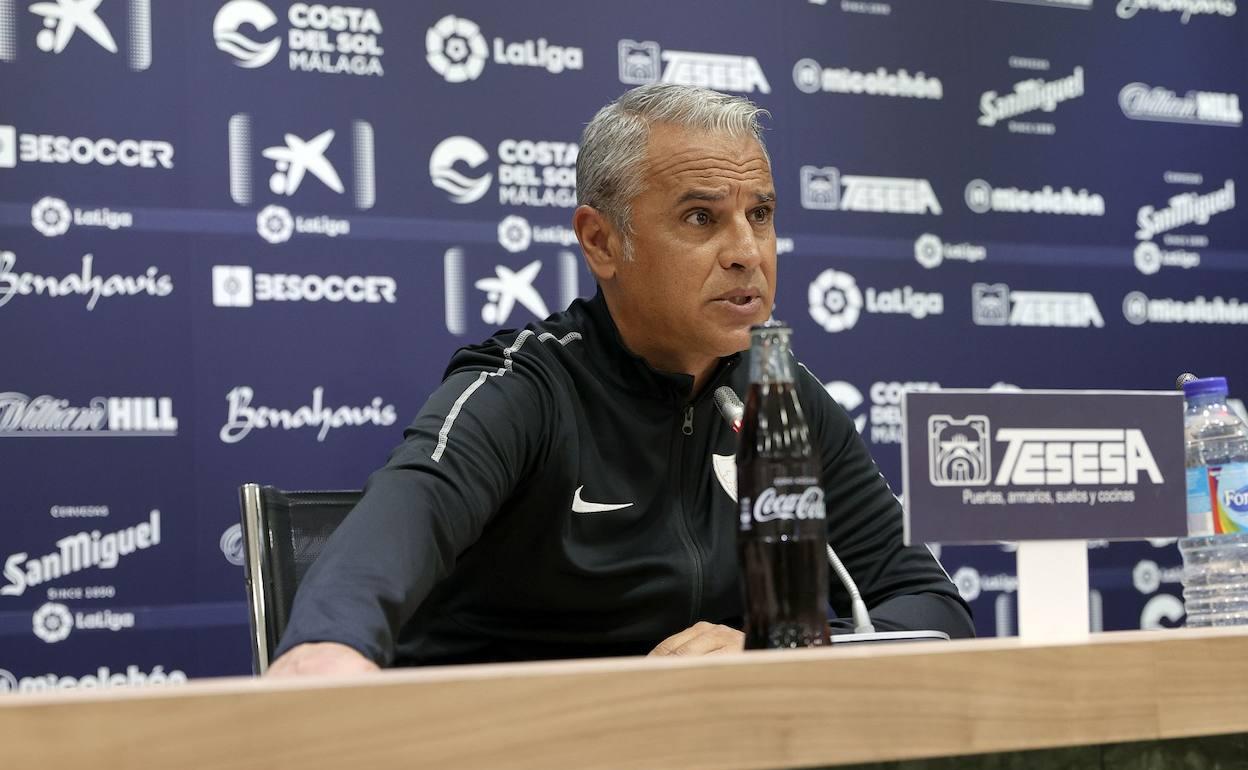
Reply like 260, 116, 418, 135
228, 114, 372, 243
22, 0, 151, 70
618, 39, 769, 93
214, 1, 385, 76
808, 270, 943, 333
426, 14, 583, 84
1132, 173, 1234, 275
800, 166, 941, 215
30, 196, 133, 237
443, 248, 581, 336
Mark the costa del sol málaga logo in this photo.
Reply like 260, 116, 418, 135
213, 0, 281, 68
426, 15, 488, 83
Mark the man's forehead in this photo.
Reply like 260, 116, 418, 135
642, 126, 772, 195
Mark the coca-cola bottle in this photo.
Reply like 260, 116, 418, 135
736, 321, 830, 649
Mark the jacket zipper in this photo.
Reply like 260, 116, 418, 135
672, 402, 703, 626
673, 362, 739, 627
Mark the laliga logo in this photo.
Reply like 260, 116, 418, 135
427, 14, 581, 83
808, 269, 862, 333
256, 204, 295, 244
425, 14, 488, 83
32, 602, 73, 644
31, 196, 71, 237
429, 136, 492, 204
214, 0, 281, 68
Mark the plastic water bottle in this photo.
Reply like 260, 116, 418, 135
1178, 376, 1248, 627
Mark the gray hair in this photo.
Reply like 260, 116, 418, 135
576, 84, 770, 258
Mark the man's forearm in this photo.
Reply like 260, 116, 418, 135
829, 592, 975, 639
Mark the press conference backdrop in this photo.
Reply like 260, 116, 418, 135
1, 0, 1244, 690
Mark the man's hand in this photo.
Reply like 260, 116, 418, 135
265, 642, 380, 677
648, 621, 744, 657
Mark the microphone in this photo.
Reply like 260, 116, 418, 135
1176, 372, 1199, 390
714, 386, 943, 642
826, 543, 875, 634
712, 386, 743, 432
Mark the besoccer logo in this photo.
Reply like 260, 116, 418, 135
213, 0, 281, 69
212, 265, 254, 306
33, 602, 74, 644
808, 269, 863, 333
426, 15, 488, 83
928, 415, 991, 487
429, 136, 492, 204
498, 215, 532, 253
256, 204, 294, 244
31, 196, 71, 237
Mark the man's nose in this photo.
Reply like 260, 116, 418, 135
720, 213, 763, 271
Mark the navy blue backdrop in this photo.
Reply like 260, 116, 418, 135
2, 0, 1245, 691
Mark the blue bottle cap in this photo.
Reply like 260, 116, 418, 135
1183, 377, 1229, 397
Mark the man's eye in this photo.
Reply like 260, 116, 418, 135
751, 207, 773, 224
684, 210, 711, 226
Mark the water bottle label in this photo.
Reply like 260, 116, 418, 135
1212, 461, 1248, 533
1187, 466, 1214, 536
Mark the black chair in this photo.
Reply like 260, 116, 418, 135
237, 483, 362, 675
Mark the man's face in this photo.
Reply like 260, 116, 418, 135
612, 123, 777, 370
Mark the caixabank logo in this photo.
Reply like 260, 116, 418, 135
443, 242, 582, 336
213, 1, 385, 77
425, 14, 583, 84
927, 415, 1164, 489
0, 0, 151, 69
228, 113, 373, 244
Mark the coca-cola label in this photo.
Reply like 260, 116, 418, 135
746, 482, 825, 525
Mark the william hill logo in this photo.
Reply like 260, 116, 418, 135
928, 415, 1164, 487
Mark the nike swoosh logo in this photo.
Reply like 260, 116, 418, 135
571, 486, 634, 514
712, 454, 737, 503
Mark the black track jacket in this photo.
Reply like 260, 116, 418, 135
276, 291, 973, 666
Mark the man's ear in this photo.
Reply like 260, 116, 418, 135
573, 205, 621, 282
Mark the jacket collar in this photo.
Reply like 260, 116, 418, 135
578, 289, 741, 402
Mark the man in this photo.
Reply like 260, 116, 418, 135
269, 84, 972, 676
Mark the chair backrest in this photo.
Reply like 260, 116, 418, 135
238, 483, 362, 675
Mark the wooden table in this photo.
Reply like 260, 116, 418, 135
3, 627, 1247, 769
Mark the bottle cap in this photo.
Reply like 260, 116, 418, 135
1182, 376, 1229, 397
